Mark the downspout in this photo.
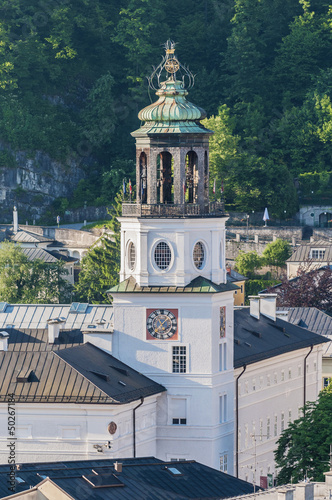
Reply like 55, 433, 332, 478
133, 397, 144, 458
236, 364, 246, 478
303, 345, 313, 413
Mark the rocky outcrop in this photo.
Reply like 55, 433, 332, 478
0, 144, 85, 223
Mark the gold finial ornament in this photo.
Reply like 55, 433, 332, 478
165, 58, 180, 74
148, 40, 195, 91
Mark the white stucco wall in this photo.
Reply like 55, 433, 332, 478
0, 396, 160, 464
112, 290, 235, 472
119, 217, 227, 286
235, 344, 323, 485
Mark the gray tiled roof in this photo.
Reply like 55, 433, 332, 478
0, 304, 113, 330
22, 247, 58, 263
11, 230, 53, 243
281, 307, 332, 337
0, 328, 163, 404
21, 247, 78, 264
0, 333, 164, 404
234, 308, 329, 368
0, 457, 256, 499
287, 240, 332, 262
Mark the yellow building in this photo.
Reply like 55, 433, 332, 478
226, 266, 247, 306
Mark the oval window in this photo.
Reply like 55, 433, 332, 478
128, 242, 136, 271
154, 241, 172, 270
193, 241, 205, 269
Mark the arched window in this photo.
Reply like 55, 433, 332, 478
319, 211, 332, 228
185, 151, 198, 203
204, 150, 209, 200
158, 152, 173, 204
139, 152, 147, 204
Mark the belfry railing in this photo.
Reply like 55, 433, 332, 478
122, 201, 225, 217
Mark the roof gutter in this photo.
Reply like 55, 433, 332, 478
303, 345, 313, 413
236, 364, 246, 478
133, 397, 144, 458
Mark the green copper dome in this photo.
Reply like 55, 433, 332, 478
132, 43, 212, 136
139, 79, 206, 122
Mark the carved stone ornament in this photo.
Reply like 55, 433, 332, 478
107, 421, 117, 435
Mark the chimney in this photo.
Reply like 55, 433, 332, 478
249, 296, 260, 320
13, 206, 18, 233
0, 331, 9, 351
226, 264, 232, 276
259, 294, 277, 322
295, 483, 313, 500
47, 318, 64, 344
114, 462, 122, 473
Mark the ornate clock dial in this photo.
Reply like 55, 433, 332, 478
146, 309, 178, 339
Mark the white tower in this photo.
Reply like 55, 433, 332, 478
110, 41, 236, 472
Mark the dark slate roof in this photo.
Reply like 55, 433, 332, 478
227, 269, 247, 283
234, 308, 329, 368
0, 457, 256, 500
47, 249, 78, 263
108, 276, 239, 294
56, 343, 166, 403
0, 328, 164, 404
286, 240, 332, 262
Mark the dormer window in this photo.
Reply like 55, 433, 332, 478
310, 248, 325, 259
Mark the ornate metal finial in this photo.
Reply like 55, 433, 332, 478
148, 40, 195, 91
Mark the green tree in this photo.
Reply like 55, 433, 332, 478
0, 241, 72, 303
74, 190, 122, 303
262, 239, 292, 276
235, 250, 263, 277
275, 385, 332, 483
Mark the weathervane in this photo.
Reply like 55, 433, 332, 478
148, 40, 195, 91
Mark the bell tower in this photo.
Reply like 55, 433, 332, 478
120, 41, 226, 287
110, 42, 235, 472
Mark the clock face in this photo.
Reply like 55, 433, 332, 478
146, 309, 178, 340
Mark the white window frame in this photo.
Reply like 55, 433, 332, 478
171, 344, 189, 374
310, 248, 325, 259
167, 396, 190, 426
220, 453, 228, 473
219, 393, 228, 423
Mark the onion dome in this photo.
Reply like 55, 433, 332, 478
132, 41, 212, 136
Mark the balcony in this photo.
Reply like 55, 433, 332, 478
121, 201, 225, 218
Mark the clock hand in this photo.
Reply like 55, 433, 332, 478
159, 317, 170, 327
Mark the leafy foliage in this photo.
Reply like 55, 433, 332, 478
268, 266, 332, 312
262, 239, 292, 276
0, 0, 332, 213
235, 250, 263, 277
275, 386, 332, 483
245, 279, 281, 303
0, 241, 72, 303
74, 191, 122, 303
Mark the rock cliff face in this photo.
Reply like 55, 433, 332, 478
0, 145, 85, 223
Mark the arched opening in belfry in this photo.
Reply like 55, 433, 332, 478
185, 151, 198, 203
204, 151, 208, 201
139, 152, 147, 204
157, 152, 173, 204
